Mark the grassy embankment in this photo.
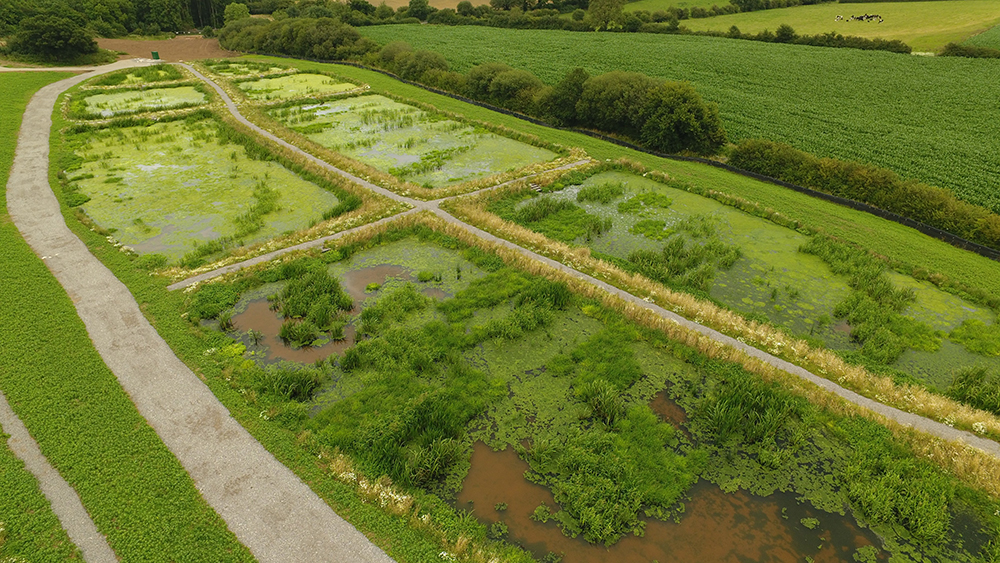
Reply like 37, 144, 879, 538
652, 0, 1000, 52
0, 71, 81, 562
0, 73, 253, 559
356, 26, 1000, 213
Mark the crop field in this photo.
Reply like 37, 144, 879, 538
268, 94, 559, 188
964, 22, 1000, 49
479, 167, 1000, 391
670, 1, 1000, 52
237, 73, 360, 101
63, 116, 341, 260
69, 85, 208, 119
357, 26, 1000, 213
176, 223, 1000, 563
624, 0, 721, 11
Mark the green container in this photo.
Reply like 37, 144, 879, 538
151, 51, 160, 60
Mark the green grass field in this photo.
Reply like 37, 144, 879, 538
964, 21, 1000, 49
357, 26, 1000, 214
654, 0, 1000, 52
1, 73, 252, 560
0, 71, 82, 563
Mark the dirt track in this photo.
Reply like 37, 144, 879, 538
97, 36, 236, 61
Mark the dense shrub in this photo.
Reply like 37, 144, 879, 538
729, 139, 1000, 251
218, 16, 378, 60
7, 14, 97, 61
940, 42, 1000, 59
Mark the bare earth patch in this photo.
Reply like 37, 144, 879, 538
97, 36, 237, 61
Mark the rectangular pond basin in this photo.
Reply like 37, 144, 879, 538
269, 94, 559, 188
66, 118, 341, 260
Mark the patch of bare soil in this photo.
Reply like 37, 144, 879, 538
97, 36, 238, 61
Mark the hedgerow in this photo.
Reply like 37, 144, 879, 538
729, 139, 1000, 252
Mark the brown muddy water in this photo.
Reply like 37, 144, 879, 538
457, 441, 885, 563
232, 265, 415, 363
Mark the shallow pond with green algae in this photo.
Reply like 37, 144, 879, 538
67, 118, 339, 259
537, 171, 852, 345
206, 62, 288, 76
238, 73, 358, 101
533, 171, 1000, 388
268, 94, 558, 188
77, 86, 206, 118
228, 239, 491, 367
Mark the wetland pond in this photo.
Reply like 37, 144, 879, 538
65, 117, 340, 260
269, 94, 558, 188
458, 441, 884, 563
502, 171, 999, 390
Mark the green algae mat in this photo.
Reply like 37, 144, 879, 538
63, 116, 341, 260
269, 94, 558, 189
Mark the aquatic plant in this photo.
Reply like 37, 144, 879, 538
947, 366, 1000, 416
576, 181, 625, 204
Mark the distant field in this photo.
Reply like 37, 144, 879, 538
624, 0, 722, 10
964, 22, 1000, 49
358, 25, 1000, 213
667, 1, 1000, 52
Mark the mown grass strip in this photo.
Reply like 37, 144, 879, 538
1, 73, 253, 561
0, 70, 82, 563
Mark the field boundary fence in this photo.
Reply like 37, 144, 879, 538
247, 53, 1000, 263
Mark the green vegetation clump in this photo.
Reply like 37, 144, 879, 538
272, 269, 353, 346
576, 182, 625, 204
501, 196, 612, 242
626, 215, 741, 292
946, 366, 1000, 416
950, 320, 1000, 357
801, 236, 942, 365
618, 191, 672, 215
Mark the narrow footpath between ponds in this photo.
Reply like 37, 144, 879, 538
175, 64, 1000, 462
6, 62, 394, 562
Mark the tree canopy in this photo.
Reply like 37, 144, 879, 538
8, 14, 98, 61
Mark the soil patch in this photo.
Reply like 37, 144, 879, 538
97, 37, 237, 61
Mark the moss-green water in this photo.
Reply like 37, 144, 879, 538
542, 171, 851, 342
78, 86, 206, 118
238, 73, 358, 101
269, 94, 557, 188
67, 118, 339, 259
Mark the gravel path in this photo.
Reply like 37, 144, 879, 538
0, 390, 116, 563
178, 66, 1000, 460
7, 61, 394, 563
